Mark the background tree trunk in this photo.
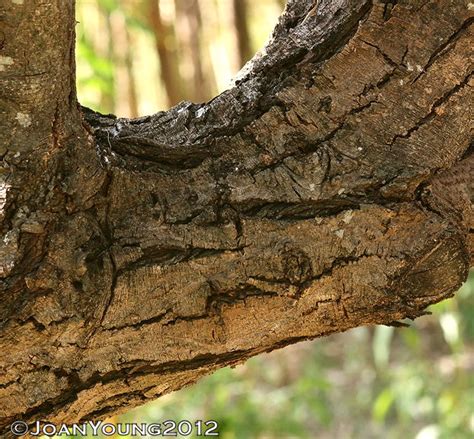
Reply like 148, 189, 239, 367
149, 0, 184, 106
0, 0, 472, 435
110, 9, 139, 118
175, 0, 211, 102
232, 0, 253, 67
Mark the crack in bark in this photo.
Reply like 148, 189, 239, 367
118, 246, 245, 274
359, 39, 398, 67
104, 309, 173, 332
412, 17, 474, 84
389, 71, 472, 146
205, 281, 280, 316
85, 172, 118, 342
236, 199, 359, 220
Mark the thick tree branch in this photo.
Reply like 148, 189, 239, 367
0, 0, 472, 434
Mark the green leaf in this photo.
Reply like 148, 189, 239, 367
372, 387, 395, 423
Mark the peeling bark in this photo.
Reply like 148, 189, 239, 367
0, 0, 472, 435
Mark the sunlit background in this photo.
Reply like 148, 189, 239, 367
68, 1, 474, 438
76, 0, 284, 115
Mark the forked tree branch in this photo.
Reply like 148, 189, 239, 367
0, 0, 472, 434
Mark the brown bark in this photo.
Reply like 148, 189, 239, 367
0, 0, 473, 436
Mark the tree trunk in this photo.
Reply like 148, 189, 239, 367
232, 0, 253, 67
0, 0, 472, 435
149, 0, 184, 107
110, 10, 139, 118
175, 0, 211, 102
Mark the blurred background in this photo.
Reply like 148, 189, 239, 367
70, 1, 474, 437
76, 0, 285, 116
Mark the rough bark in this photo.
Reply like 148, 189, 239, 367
0, 0, 472, 435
